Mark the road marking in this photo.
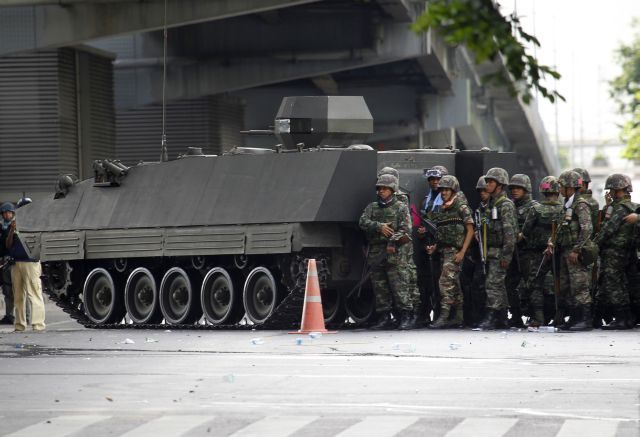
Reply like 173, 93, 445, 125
3, 415, 108, 437
335, 416, 419, 437
120, 415, 213, 437
229, 415, 317, 437
444, 418, 518, 437
555, 419, 619, 437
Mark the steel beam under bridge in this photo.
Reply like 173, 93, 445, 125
0, 0, 320, 56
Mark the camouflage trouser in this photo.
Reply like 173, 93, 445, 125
505, 249, 536, 315
558, 250, 592, 308
596, 248, 630, 308
626, 253, 640, 313
438, 247, 463, 310
485, 247, 508, 311
524, 251, 549, 315
370, 263, 419, 313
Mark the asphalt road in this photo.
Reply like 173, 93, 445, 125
0, 299, 639, 437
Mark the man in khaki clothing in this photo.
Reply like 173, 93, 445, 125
2, 202, 45, 332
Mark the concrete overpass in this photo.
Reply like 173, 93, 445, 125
0, 0, 559, 199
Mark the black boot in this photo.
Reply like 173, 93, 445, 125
603, 307, 634, 330
478, 309, 498, 330
370, 312, 394, 330
429, 307, 450, 329
508, 309, 525, 329
569, 306, 593, 331
592, 306, 604, 329
0, 314, 14, 325
398, 311, 420, 330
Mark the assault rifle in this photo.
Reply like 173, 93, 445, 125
346, 250, 387, 299
474, 209, 487, 275
549, 220, 560, 298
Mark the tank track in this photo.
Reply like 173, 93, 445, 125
43, 257, 314, 330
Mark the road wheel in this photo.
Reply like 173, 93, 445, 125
160, 267, 201, 324
83, 268, 125, 324
345, 285, 375, 326
201, 267, 243, 325
125, 267, 162, 324
243, 267, 279, 324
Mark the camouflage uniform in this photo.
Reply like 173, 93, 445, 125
520, 176, 563, 325
479, 168, 516, 329
359, 175, 419, 328
555, 171, 593, 330
429, 175, 474, 328
378, 167, 420, 316
593, 174, 637, 329
505, 174, 538, 326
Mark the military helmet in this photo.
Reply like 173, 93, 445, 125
377, 166, 399, 180
423, 165, 449, 180
558, 170, 582, 188
508, 174, 532, 192
604, 173, 631, 191
475, 175, 487, 190
572, 167, 591, 184
539, 176, 560, 193
484, 167, 509, 185
625, 174, 633, 192
437, 175, 460, 192
0, 202, 15, 213
376, 174, 398, 192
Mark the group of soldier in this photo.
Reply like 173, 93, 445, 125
359, 164, 640, 331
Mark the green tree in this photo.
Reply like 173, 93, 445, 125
610, 19, 640, 161
411, 0, 563, 105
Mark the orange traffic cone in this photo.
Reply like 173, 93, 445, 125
289, 259, 336, 334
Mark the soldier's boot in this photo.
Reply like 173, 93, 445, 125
552, 308, 568, 328
569, 306, 593, 331
527, 309, 545, 327
398, 310, 420, 330
592, 306, 604, 329
478, 309, 498, 330
496, 309, 509, 329
508, 308, 525, 329
0, 314, 14, 325
370, 312, 394, 330
603, 307, 634, 330
429, 307, 451, 329
447, 305, 464, 328
558, 308, 575, 331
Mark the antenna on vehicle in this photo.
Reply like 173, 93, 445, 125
159, 0, 169, 162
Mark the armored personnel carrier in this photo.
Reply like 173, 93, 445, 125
18, 95, 520, 329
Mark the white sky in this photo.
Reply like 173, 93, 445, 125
501, 0, 640, 144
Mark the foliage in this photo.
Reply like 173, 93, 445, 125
411, 0, 564, 105
610, 19, 640, 161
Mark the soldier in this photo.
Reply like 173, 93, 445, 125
417, 165, 448, 323
377, 166, 422, 325
593, 174, 637, 330
478, 168, 517, 330
505, 174, 538, 328
359, 174, 420, 330
425, 175, 474, 328
550, 170, 593, 331
520, 176, 564, 326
